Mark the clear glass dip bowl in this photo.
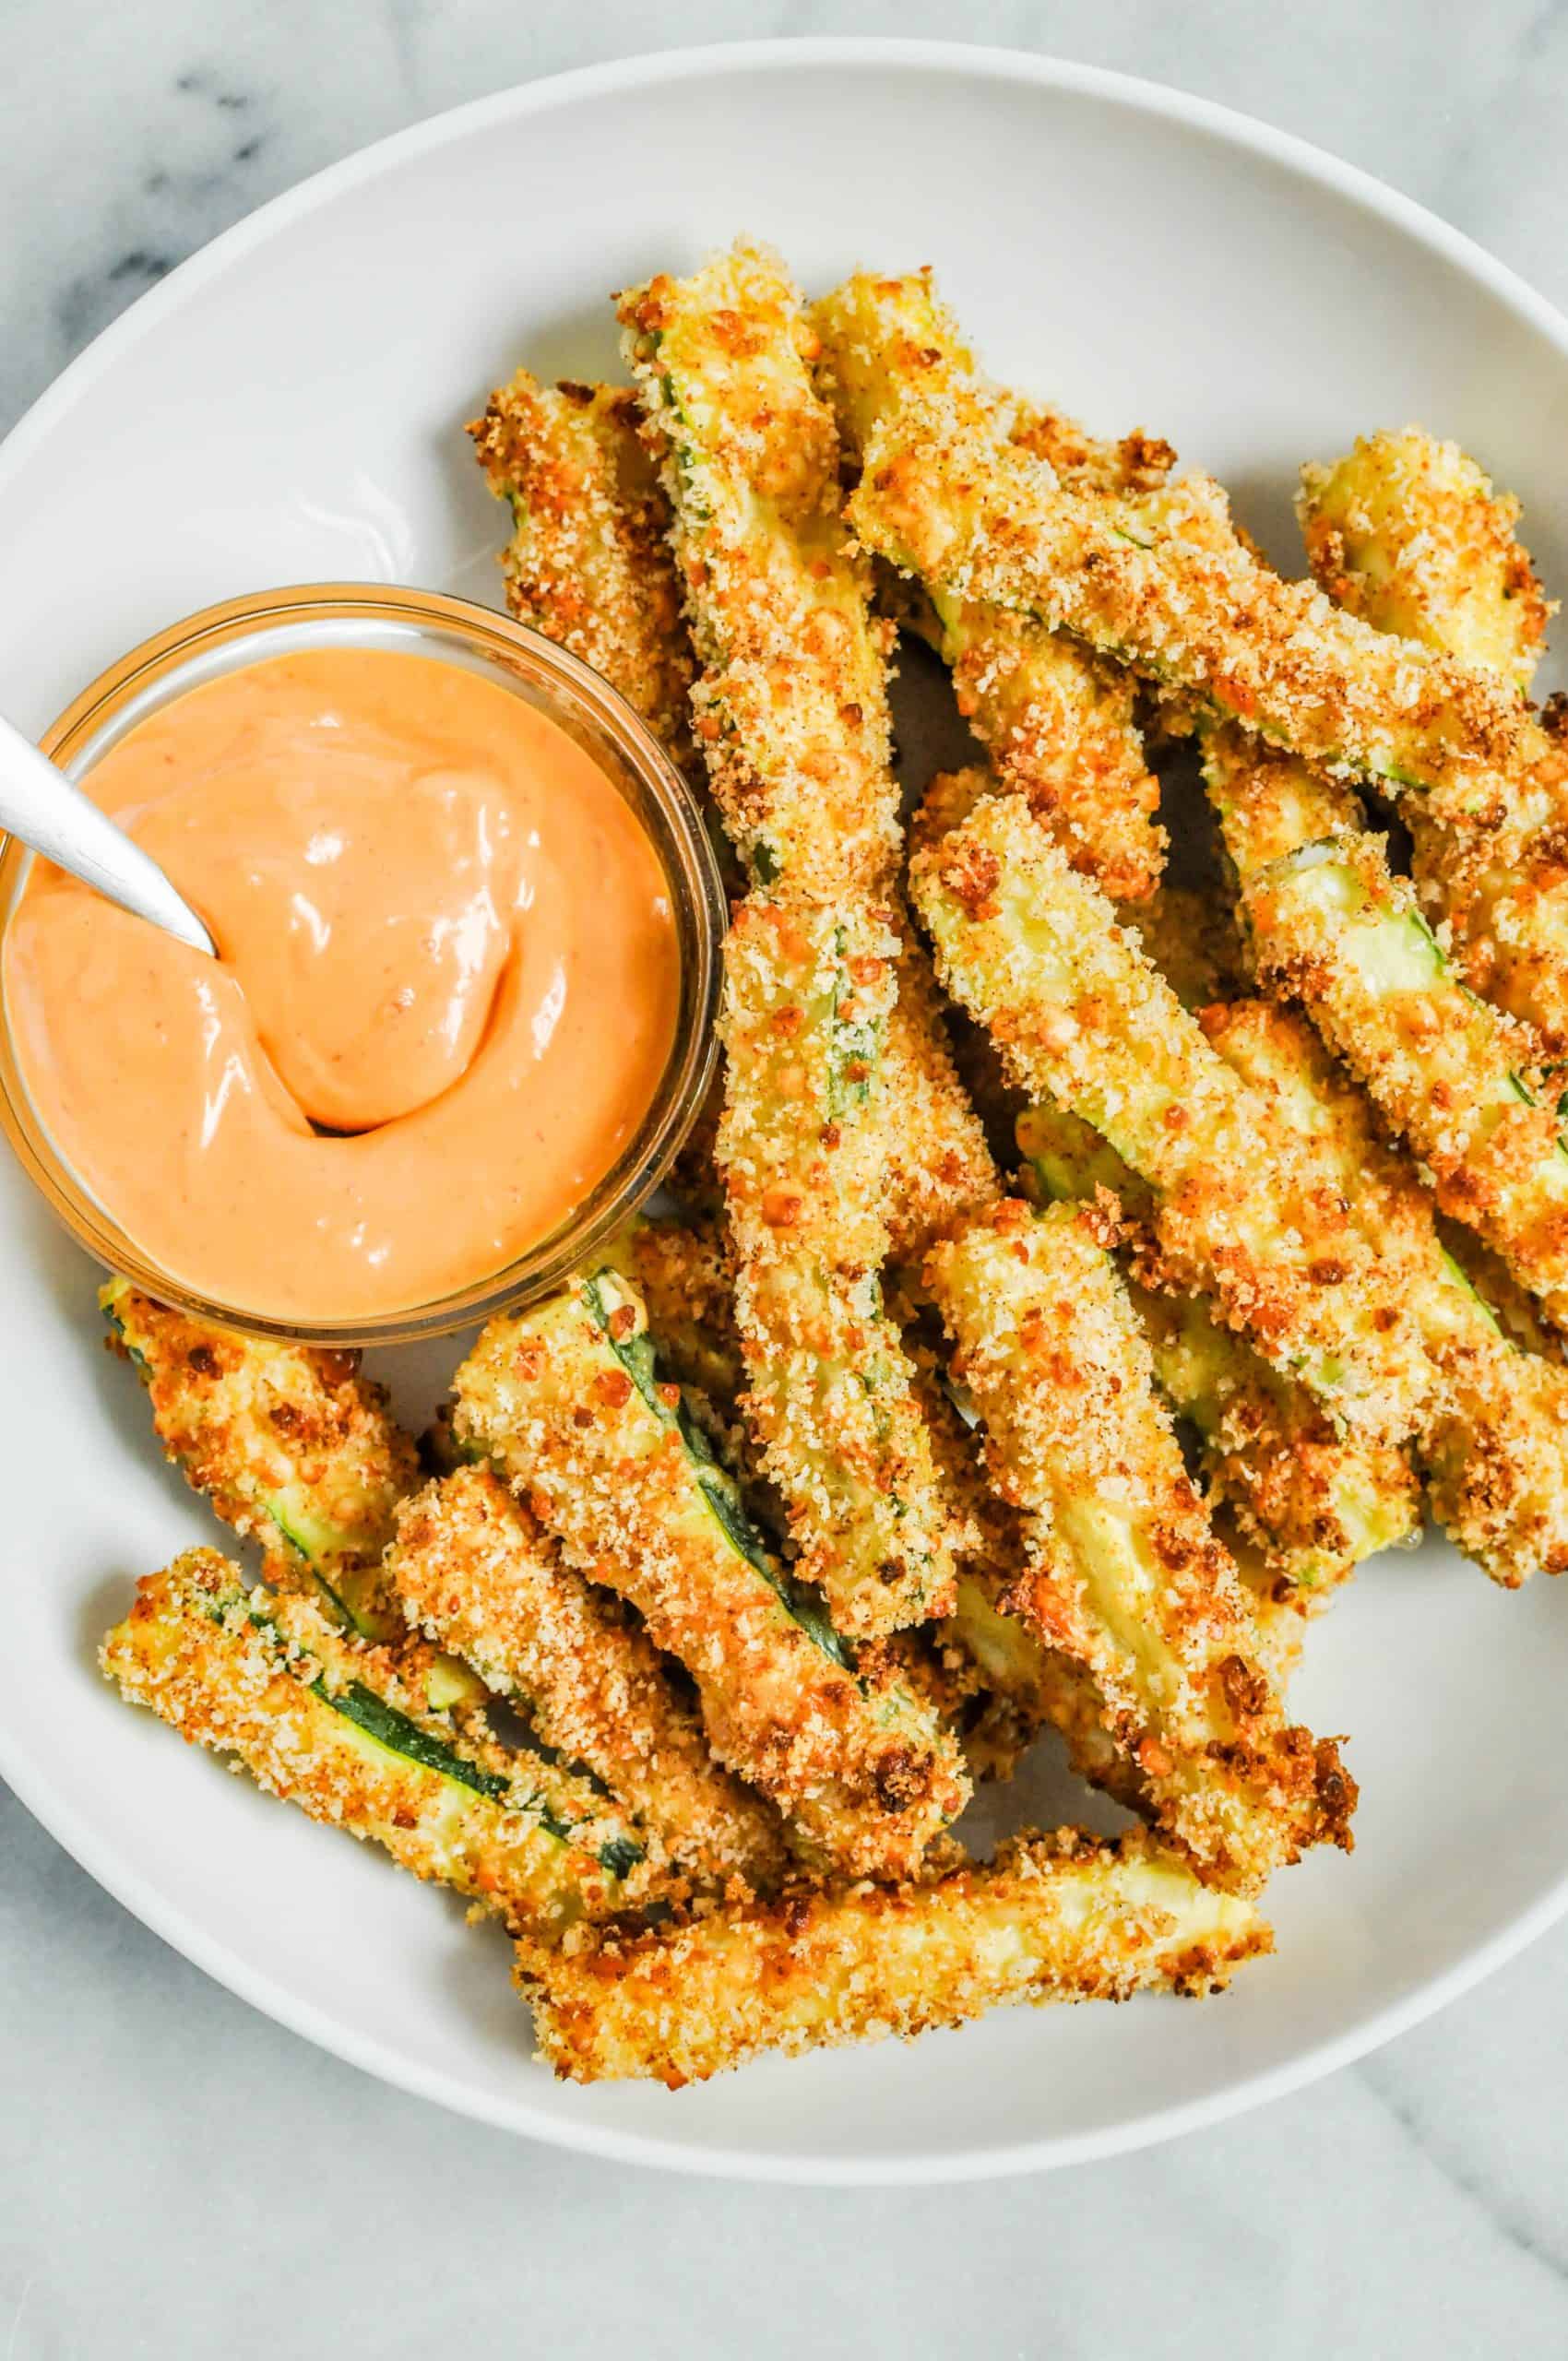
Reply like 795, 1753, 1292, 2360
0, 585, 725, 1345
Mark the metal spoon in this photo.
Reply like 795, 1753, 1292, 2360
0, 709, 216, 956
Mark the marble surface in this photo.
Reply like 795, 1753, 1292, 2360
6, 6, 1568, 2352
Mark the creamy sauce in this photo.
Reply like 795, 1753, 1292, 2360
4, 647, 681, 1320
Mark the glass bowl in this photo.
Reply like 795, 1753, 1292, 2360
0, 584, 725, 1345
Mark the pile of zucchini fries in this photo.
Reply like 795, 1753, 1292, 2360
101, 239, 1568, 2092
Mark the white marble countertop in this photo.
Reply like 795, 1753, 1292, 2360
6, 6, 1568, 2353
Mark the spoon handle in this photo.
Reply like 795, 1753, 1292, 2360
0, 710, 216, 956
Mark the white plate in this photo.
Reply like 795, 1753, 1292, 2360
6, 37, 1568, 2186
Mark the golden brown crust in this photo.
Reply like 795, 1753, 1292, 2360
386, 1467, 787, 1891
102, 1549, 654, 1936
469, 370, 697, 765
519, 1825, 1271, 2087
452, 1282, 969, 1880
843, 279, 1568, 1050
926, 1199, 1355, 1891
620, 243, 902, 899
718, 896, 964, 1632
814, 274, 1166, 901
1298, 428, 1550, 694
101, 1281, 416, 1636
1204, 999, 1568, 1585
882, 930, 1000, 1264
910, 791, 1434, 1444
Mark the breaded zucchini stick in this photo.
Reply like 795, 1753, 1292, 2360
882, 931, 1000, 1265
842, 278, 1568, 1046
622, 244, 960, 1632
1299, 429, 1550, 695
451, 1270, 969, 1880
101, 1279, 416, 1643
909, 790, 1431, 1443
1305, 434, 1568, 1054
385, 1466, 786, 1892
1208, 726, 1568, 1329
618, 240, 901, 897
520, 1826, 1269, 2087
599, 1212, 742, 1406
926, 1198, 1355, 1892
718, 895, 959, 1632
1016, 1100, 1422, 1601
814, 273, 1166, 902
897, 1311, 1118, 1769
102, 1550, 651, 1937
1206, 999, 1568, 1584
468, 370, 695, 765
842, 277, 1552, 828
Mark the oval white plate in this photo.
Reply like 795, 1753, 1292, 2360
5, 39, 1568, 2186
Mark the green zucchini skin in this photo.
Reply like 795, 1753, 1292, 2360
101, 1549, 655, 1933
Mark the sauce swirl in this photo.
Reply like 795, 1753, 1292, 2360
4, 647, 681, 1321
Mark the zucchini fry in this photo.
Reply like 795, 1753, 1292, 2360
618, 240, 900, 898
899, 1311, 1107, 1764
718, 895, 960, 1633
1017, 1100, 1421, 1603
1206, 999, 1568, 1584
925, 1198, 1354, 1892
1299, 428, 1550, 694
451, 1271, 969, 1880
909, 790, 1432, 1443
623, 243, 960, 1632
600, 1212, 742, 1406
814, 273, 1166, 903
101, 1279, 415, 1643
841, 276, 1568, 1047
468, 371, 695, 765
520, 1826, 1269, 2087
883, 931, 1000, 1266
1206, 726, 1568, 1331
912, 1345, 1154, 1807
1300, 430, 1566, 1056
102, 1549, 652, 1937
385, 1466, 787, 1892
841, 278, 1550, 825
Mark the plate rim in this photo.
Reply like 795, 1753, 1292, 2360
6, 32, 1568, 2184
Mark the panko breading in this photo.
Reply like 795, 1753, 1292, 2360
468, 370, 696, 765
1299, 429, 1550, 694
843, 278, 1549, 831
101, 1278, 417, 1642
925, 1199, 1354, 1892
1206, 725, 1568, 1333
600, 1212, 743, 1406
1017, 1096, 1420, 1603
621, 243, 962, 1635
1298, 428, 1562, 1038
882, 931, 1000, 1266
519, 1826, 1270, 2087
897, 1314, 1130, 1783
814, 272, 1167, 903
843, 275, 1568, 1050
451, 1272, 969, 1880
718, 895, 961, 1633
909, 790, 1433, 1444
619, 241, 901, 899
1206, 1000, 1568, 1584
1117, 882, 1249, 1014
386, 1467, 786, 1892
102, 1550, 655, 1937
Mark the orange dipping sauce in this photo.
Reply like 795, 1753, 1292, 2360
3, 647, 682, 1322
